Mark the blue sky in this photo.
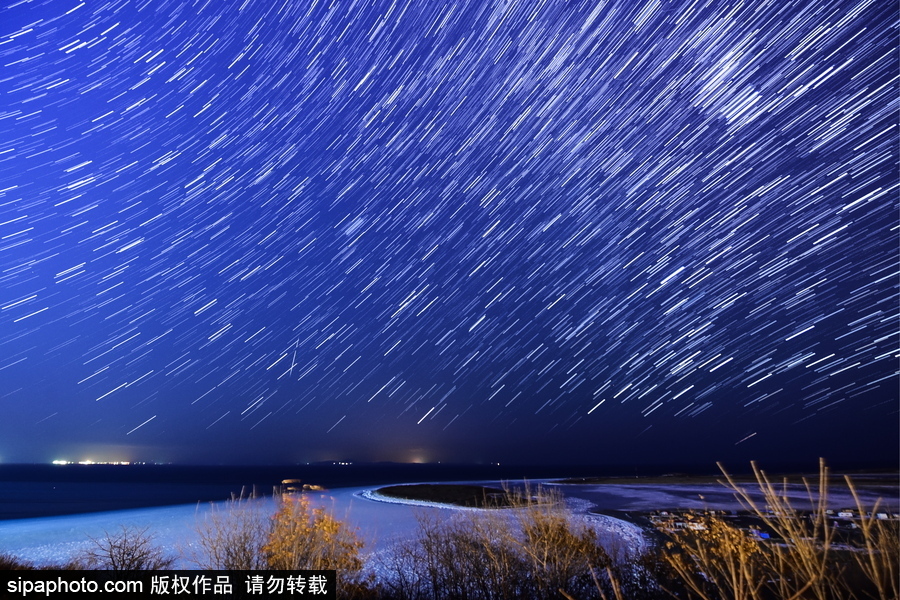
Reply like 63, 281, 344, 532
0, 0, 896, 465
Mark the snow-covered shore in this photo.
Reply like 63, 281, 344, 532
0, 480, 655, 568
355, 482, 651, 562
583, 514, 648, 558
358, 488, 496, 511
7, 476, 892, 569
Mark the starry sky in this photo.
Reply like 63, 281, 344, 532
0, 0, 896, 467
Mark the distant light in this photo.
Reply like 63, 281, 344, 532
51, 459, 132, 465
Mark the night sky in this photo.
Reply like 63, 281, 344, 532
0, 0, 896, 467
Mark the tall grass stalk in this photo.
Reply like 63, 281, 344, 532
846, 479, 899, 600
658, 458, 899, 600
712, 458, 831, 599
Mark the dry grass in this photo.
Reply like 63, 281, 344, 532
845, 480, 899, 600
0, 552, 36, 570
659, 513, 765, 600
654, 459, 900, 600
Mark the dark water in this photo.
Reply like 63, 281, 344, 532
0, 463, 630, 520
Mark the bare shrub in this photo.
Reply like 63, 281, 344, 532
603, 552, 674, 600
265, 495, 364, 570
588, 538, 670, 600
509, 485, 611, 599
380, 483, 611, 600
0, 553, 81, 571
416, 509, 527, 600
78, 525, 174, 570
189, 493, 269, 570
188, 491, 370, 598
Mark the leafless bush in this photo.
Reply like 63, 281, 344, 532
188, 491, 372, 598
188, 493, 269, 570
264, 495, 364, 570
509, 485, 611, 599
380, 483, 611, 600
78, 525, 174, 570
0, 552, 81, 571
418, 509, 528, 599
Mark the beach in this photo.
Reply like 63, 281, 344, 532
0, 480, 638, 568
1, 475, 895, 570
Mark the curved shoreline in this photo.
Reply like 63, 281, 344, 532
356, 488, 492, 511
357, 485, 652, 558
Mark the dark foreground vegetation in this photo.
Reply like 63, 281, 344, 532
1, 460, 897, 600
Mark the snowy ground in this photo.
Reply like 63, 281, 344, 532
0, 479, 894, 569
0, 486, 425, 569
0, 480, 639, 569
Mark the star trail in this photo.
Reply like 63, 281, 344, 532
0, 0, 896, 465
